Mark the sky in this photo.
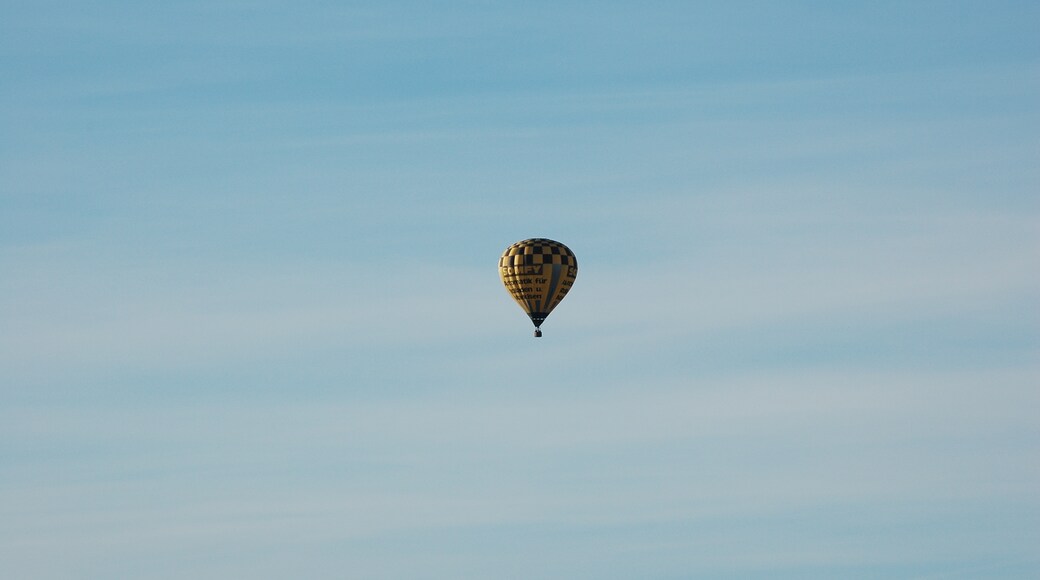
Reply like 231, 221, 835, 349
1, 1, 1038, 578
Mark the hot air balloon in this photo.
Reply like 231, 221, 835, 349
499, 238, 578, 337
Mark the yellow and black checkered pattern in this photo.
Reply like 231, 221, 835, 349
498, 238, 578, 268
498, 238, 578, 334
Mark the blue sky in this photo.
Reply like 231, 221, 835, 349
2, 1, 1038, 578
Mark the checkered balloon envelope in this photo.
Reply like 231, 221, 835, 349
498, 238, 578, 337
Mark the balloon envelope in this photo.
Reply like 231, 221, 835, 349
499, 238, 577, 334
